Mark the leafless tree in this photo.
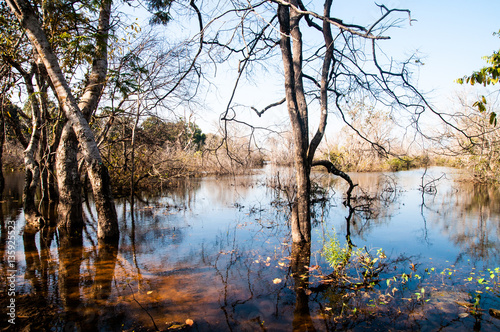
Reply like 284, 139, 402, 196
200, 0, 471, 243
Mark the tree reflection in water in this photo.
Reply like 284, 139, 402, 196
17, 211, 120, 331
291, 241, 316, 331
0, 167, 499, 331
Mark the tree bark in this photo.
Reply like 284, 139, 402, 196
36, 65, 59, 204
6, 0, 119, 241
307, 0, 333, 165
312, 160, 356, 205
278, 3, 311, 243
277, 0, 337, 243
22, 65, 44, 230
56, 123, 83, 233
0, 107, 4, 198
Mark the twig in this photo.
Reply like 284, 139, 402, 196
127, 283, 159, 331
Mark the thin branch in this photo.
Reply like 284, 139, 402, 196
250, 97, 286, 117
152, 0, 204, 108
366, 4, 413, 36
270, 0, 390, 40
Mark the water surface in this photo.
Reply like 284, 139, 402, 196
1, 166, 499, 331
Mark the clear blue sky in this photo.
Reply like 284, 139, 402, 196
127, 0, 500, 132
374, 0, 500, 96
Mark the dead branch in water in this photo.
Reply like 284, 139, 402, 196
312, 160, 357, 205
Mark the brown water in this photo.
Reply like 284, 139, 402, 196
1, 166, 499, 331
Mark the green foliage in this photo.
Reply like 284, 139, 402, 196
147, 0, 175, 25
387, 156, 413, 171
140, 116, 206, 151
321, 229, 387, 286
457, 29, 500, 125
457, 50, 500, 87
321, 231, 351, 268
386, 155, 430, 171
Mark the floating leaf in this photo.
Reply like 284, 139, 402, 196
459, 312, 469, 318
273, 278, 282, 284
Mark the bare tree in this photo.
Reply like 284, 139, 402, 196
202, 0, 464, 243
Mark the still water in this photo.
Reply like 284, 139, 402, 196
1, 166, 499, 331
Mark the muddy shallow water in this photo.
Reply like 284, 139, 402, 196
1, 166, 499, 331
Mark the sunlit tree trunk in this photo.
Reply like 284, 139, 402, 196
22, 68, 43, 229
56, 123, 83, 232
278, 2, 311, 243
6, 0, 119, 240
130, 80, 142, 206
277, 0, 334, 243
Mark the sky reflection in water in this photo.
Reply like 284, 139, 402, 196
1, 166, 500, 331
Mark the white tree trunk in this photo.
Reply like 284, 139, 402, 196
7, 0, 119, 240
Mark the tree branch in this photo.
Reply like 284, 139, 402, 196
312, 159, 357, 205
270, 0, 390, 40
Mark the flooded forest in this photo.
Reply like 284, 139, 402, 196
1, 0, 500, 331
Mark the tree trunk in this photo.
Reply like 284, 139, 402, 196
278, 3, 311, 243
23, 67, 44, 231
56, 123, 83, 233
277, 0, 335, 243
291, 241, 316, 331
37, 74, 59, 204
0, 108, 4, 198
130, 83, 141, 204
6, 0, 119, 241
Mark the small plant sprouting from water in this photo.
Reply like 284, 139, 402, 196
316, 230, 500, 329
321, 231, 351, 269
320, 229, 390, 290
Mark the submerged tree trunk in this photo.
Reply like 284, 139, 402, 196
23, 67, 44, 231
57, 227, 93, 331
277, 0, 334, 243
291, 241, 316, 331
278, 2, 311, 243
94, 239, 118, 300
6, 0, 119, 241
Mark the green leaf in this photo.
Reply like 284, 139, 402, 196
490, 112, 497, 126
